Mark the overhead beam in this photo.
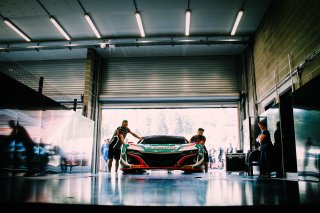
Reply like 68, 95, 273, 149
0, 35, 250, 52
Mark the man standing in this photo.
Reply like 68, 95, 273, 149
190, 128, 208, 173
256, 121, 273, 178
108, 120, 142, 173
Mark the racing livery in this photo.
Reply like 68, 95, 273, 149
120, 135, 205, 173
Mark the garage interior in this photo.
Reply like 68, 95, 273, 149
0, 0, 319, 210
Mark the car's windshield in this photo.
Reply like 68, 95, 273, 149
139, 136, 188, 145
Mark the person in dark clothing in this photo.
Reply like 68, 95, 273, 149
190, 128, 208, 172
108, 120, 143, 173
256, 121, 274, 177
274, 121, 283, 178
8, 120, 37, 176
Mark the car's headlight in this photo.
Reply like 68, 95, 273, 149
183, 149, 198, 155
181, 145, 199, 155
180, 144, 197, 150
126, 144, 144, 152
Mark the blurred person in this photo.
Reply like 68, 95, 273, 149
217, 145, 224, 169
54, 146, 67, 173
208, 146, 216, 169
226, 143, 234, 153
303, 137, 314, 170
273, 121, 283, 178
256, 121, 274, 178
8, 120, 37, 176
100, 139, 110, 172
108, 120, 143, 173
190, 128, 208, 172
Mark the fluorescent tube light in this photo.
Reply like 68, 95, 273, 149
185, 10, 191, 36
85, 14, 101, 38
28, 45, 45, 49
231, 10, 243, 36
135, 12, 145, 37
50, 17, 71, 40
4, 20, 31, 42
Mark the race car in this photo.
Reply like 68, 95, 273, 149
120, 135, 205, 173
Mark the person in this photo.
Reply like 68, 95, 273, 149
108, 120, 143, 173
217, 145, 224, 169
100, 139, 110, 172
190, 128, 208, 172
8, 120, 37, 176
273, 121, 283, 178
256, 121, 273, 178
208, 146, 216, 169
226, 143, 234, 153
303, 137, 314, 170
54, 145, 67, 173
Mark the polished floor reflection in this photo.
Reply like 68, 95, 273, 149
0, 170, 319, 209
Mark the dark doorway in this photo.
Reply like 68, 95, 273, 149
279, 90, 297, 175
292, 75, 320, 181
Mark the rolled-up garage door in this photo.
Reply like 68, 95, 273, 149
100, 56, 240, 107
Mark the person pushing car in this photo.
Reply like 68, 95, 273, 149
108, 120, 143, 173
190, 128, 209, 173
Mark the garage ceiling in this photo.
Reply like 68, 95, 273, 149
0, 0, 271, 60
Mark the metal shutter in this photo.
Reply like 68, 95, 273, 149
18, 59, 86, 101
100, 56, 240, 107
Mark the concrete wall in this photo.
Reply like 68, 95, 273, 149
251, 0, 320, 114
243, 0, 320, 150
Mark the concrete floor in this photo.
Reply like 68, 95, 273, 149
0, 169, 319, 210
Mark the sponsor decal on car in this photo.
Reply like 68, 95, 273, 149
149, 146, 178, 150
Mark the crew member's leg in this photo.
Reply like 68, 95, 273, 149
260, 146, 268, 176
108, 147, 115, 172
108, 158, 113, 172
114, 149, 121, 172
203, 146, 209, 172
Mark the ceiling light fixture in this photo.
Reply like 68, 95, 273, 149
4, 19, 31, 42
65, 43, 80, 47
135, 12, 145, 37
50, 17, 71, 40
28, 45, 45, 49
77, 0, 102, 39
185, 10, 191, 36
231, 10, 243, 36
36, 0, 71, 41
85, 14, 101, 38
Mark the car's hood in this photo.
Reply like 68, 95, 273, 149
126, 143, 199, 153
